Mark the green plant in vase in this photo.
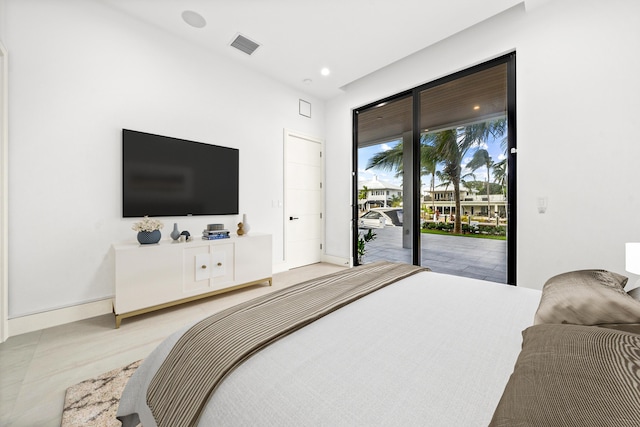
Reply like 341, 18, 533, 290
357, 229, 376, 264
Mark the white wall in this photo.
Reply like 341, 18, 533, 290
0, 1, 6, 42
4, 0, 325, 318
7, 0, 640, 320
325, 0, 640, 290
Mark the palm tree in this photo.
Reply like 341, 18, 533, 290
423, 120, 506, 233
467, 149, 494, 218
358, 185, 369, 211
493, 159, 507, 195
364, 118, 506, 234
420, 143, 438, 215
367, 141, 440, 216
366, 143, 404, 176
426, 128, 472, 233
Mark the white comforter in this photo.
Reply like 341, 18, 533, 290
117, 271, 541, 427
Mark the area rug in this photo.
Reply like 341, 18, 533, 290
61, 359, 142, 427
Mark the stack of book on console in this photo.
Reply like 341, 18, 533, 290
202, 223, 230, 240
202, 229, 230, 240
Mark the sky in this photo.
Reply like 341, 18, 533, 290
358, 132, 507, 194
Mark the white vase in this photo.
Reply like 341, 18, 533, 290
242, 214, 250, 234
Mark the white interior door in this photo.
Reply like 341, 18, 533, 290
284, 129, 323, 269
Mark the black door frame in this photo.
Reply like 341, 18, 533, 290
353, 53, 517, 284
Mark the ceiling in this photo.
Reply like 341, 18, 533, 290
99, 0, 523, 100
357, 63, 507, 146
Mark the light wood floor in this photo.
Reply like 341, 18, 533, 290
0, 262, 346, 427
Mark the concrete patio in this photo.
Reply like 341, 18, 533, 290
360, 226, 507, 283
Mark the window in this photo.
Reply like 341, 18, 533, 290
354, 53, 516, 284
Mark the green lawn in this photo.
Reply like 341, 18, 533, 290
420, 228, 506, 240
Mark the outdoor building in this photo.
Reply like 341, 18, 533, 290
424, 184, 506, 219
358, 176, 402, 211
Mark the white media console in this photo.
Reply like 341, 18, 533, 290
113, 232, 272, 328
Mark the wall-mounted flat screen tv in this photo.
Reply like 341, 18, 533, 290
122, 129, 239, 217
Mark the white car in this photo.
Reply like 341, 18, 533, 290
358, 208, 403, 229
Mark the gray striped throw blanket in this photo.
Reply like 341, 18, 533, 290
147, 261, 429, 427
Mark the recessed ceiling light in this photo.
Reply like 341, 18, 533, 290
473, 105, 480, 110
320, 67, 330, 76
182, 10, 206, 28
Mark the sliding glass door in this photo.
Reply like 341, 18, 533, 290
353, 54, 516, 284
354, 94, 414, 265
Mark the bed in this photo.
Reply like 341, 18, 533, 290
116, 262, 640, 427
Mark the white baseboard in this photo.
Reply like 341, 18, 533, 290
272, 261, 289, 274
8, 299, 113, 337
276, 256, 350, 273
321, 254, 351, 267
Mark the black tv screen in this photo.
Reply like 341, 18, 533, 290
122, 129, 239, 217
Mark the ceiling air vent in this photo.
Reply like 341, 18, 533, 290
230, 34, 260, 56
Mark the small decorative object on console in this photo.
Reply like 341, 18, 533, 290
136, 230, 161, 245
170, 223, 181, 241
242, 214, 250, 234
132, 216, 164, 245
237, 222, 245, 236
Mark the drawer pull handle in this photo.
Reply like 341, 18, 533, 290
217, 262, 223, 266
201, 265, 207, 269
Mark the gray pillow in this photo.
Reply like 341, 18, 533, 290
533, 269, 640, 325
598, 323, 640, 334
489, 324, 640, 426
628, 287, 640, 301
